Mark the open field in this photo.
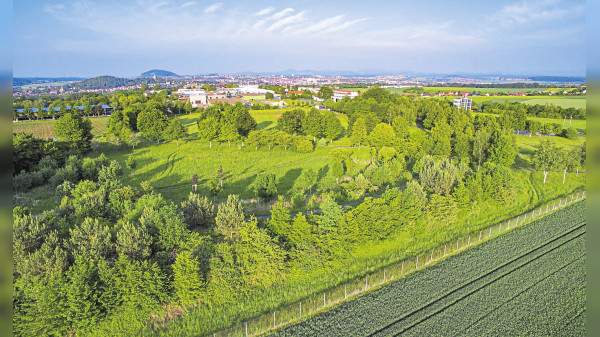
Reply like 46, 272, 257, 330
12, 116, 110, 138
274, 201, 586, 337
474, 112, 587, 131
469, 96, 586, 109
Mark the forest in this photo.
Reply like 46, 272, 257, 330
12, 87, 586, 336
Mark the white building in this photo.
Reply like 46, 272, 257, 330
332, 90, 359, 102
453, 97, 472, 110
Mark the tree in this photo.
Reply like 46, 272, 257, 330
254, 172, 278, 201
233, 103, 257, 137
392, 115, 410, 139
558, 148, 580, 184
265, 92, 274, 99
220, 121, 239, 147
473, 129, 491, 171
163, 119, 188, 146
531, 139, 559, 183
115, 221, 152, 260
218, 165, 224, 188
215, 194, 245, 240
54, 112, 93, 150
316, 200, 344, 232
323, 111, 343, 143
172, 251, 204, 305
137, 108, 169, 142
526, 120, 542, 137
331, 161, 344, 184
487, 132, 517, 167
369, 123, 398, 150
318, 86, 333, 99
419, 155, 461, 195
277, 109, 305, 134
68, 217, 114, 260
301, 168, 317, 194
350, 118, 368, 149
303, 108, 324, 141
180, 192, 214, 229
430, 122, 452, 157
197, 116, 221, 148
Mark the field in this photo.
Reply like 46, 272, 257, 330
12, 116, 110, 138
274, 200, 586, 337
469, 96, 586, 109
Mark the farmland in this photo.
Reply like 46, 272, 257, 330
12, 116, 110, 138
274, 200, 586, 337
469, 96, 586, 109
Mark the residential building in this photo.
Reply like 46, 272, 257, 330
332, 90, 359, 102
453, 97, 472, 110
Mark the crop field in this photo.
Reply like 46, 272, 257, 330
12, 116, 110, 138
274, 201, 586, 337
469, 96, 586, 109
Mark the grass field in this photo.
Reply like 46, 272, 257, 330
274, 201, 586, 337
12, 117, 110, 138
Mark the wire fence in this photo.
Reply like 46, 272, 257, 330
209, 190, 586, 337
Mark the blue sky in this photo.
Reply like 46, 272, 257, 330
13, 0, 586, 77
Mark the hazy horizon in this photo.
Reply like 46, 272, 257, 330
14, 0, 586, 78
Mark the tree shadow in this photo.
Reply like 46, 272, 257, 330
278, 168, 303, 195
257, 121, 273, 130
317, 165, 330, 183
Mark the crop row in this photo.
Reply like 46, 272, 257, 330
273, 199, 586, 337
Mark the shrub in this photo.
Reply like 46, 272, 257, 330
254, 172, 278, 201
294, 137, 314, 153
126, 156, 136, 170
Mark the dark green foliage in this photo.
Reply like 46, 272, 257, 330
54, 112, 93, 151
277, 108, 305, 134
215, 194, 245, 240
116, 222, 152, 260
137, 107, 169, 142
419, 155, 462, 195
303, 108, 324, 140
163, 119, 188, 145
487, 132, 517, 167
254, 172, 278, 201
180, 192, 215, 229
562, 127, 579, 140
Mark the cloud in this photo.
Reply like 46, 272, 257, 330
270, 8, 294, 21
204, 2, 223, 13
489, 0, 584, 27
181, 1, 196, 8
254, 7, 275, 16
267, 11, 306, 32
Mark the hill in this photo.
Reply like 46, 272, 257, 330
141, 69, 179, 77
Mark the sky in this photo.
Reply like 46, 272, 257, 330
13, 0, 586, 78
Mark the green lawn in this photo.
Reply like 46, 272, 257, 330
13, 117, 110, 139
100, 140, 372, 206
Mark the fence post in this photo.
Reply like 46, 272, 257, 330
499, 222, 502, 232
444, 245, 447, 257
489, 227, 492, 238
516, 215, 519, 226
507, 220, 510, 229
401, 261, 404, 275
457, 239, 459, 250
274, 312, 276, 327
553, 201, 556, 210
384, 269, 386, 282
539, 208, 542, 216
468, 235, 471, 246
430, 249, 434, 262
546, 204, 549, 213
416, 255, 419, 268
245, 322, 248, 337
345, 284, 347, 299
479, 231, 482, 241
324, 292, 326, 306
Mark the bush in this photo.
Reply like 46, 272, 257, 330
254, 172, 278, 201
56, 181, 75, 199
562, 127, 579, 140
50, 164, 81, 187
13, 171, 32, 192
126, 156, 137, 170
291, 192, 306, 208
294, 137, 314, 153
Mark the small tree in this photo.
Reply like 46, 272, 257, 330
163, 119, 188, 146
215, 195, 245, 240
254, 172, 278, 201
218, 165, 224, 188
350, 118, 368, 149
301, 168, 317, 194
531, 139, 559, 184
192, 173, 198, 191
331, 161, 344, 184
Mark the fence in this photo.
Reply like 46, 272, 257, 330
210, 190, 586, 337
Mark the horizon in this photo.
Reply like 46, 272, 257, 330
14, 0, 585, 78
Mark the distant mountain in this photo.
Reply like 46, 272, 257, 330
70, 76, 135, 89
141, 69, 179, 77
